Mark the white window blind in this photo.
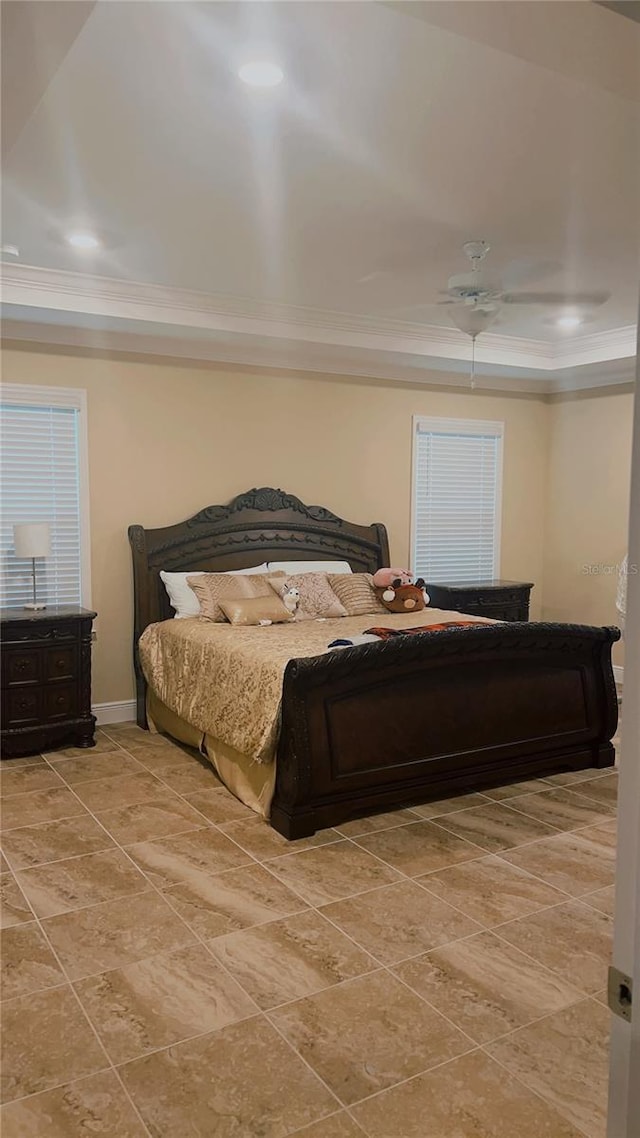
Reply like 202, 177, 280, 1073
1, 386, 90, 608
412, 416, 504, 583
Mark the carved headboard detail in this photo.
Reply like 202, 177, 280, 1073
128, 487, 390, 724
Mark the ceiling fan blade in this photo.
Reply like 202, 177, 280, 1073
502, 290, 610, 306
500, 258, 562, 291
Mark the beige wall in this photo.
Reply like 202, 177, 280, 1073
543, 387, 634, 666
3, 347, 551, 704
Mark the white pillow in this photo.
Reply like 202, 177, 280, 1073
267, 560, 353, 575
160, 565, 269, 618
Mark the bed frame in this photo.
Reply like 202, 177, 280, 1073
129, 487, 619, 838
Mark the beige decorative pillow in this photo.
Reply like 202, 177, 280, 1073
219, 596, 293, 626
329, 572, 387, 617
269, 572, 347, 622
187, 573, 274, 622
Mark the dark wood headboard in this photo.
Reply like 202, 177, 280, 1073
128, 487, 390, 726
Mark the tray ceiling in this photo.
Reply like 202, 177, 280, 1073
2, 0, 639, 389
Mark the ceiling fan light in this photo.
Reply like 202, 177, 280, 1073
450, 304, 499, 338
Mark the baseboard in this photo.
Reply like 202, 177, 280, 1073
93, 700, 136, 725
613, 665, 624, 686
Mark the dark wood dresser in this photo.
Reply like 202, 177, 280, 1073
425, 579, 534, 622
1, 607, 97, 759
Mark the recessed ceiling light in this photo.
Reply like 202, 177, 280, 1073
1, 244, 20, 258
66, 232, 101, 250
556, 314, 583, 329
238, 61, 284, 88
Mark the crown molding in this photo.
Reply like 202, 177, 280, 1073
4, 316, 635, 398
0, 263, 551, 364
1, 263, 637, 391
550, 324, 638, 367
1, 316, 556, 394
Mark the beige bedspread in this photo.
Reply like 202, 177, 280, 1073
139, 609, 491, 764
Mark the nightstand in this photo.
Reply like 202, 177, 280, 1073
425, 580, 533, 622
1, 606, 97, 759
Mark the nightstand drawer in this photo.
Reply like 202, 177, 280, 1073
6, 623, 79, 646
450, 596, 479, 612
44, 684, 77, 721
3, 687, 43, 727
478, 604, 524, 622
474, 591, 522, 607
45, 646, 78, 683
2, 649, 42, 689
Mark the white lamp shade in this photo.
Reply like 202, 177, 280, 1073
14, 523, 51, 559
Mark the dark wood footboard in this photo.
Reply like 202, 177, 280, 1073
270, 622, 620, 839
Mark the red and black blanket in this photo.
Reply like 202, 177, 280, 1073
363, 620, 487, 640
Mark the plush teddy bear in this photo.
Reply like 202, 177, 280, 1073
374, 575, 430, 613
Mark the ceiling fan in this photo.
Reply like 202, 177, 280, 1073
432, 240, 610, 387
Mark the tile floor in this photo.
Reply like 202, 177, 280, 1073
0, 722, 619, 1137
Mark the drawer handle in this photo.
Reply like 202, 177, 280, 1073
16, 697, 33, 711
55, 658, 67, 669
15, 660, 31, 672
55, 695, 66, 706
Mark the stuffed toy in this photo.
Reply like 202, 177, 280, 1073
374, 573, 430, 613
280, 584, 300, 616
372, 568, 413, 588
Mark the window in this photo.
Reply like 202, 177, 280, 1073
0, 385, 90, 607
411, 416, 503, 583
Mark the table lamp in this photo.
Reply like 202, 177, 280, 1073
13, 523, 51, 610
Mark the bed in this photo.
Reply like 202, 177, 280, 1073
128, 486, 619, 838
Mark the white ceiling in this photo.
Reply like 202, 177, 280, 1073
1, 0, 639, 385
